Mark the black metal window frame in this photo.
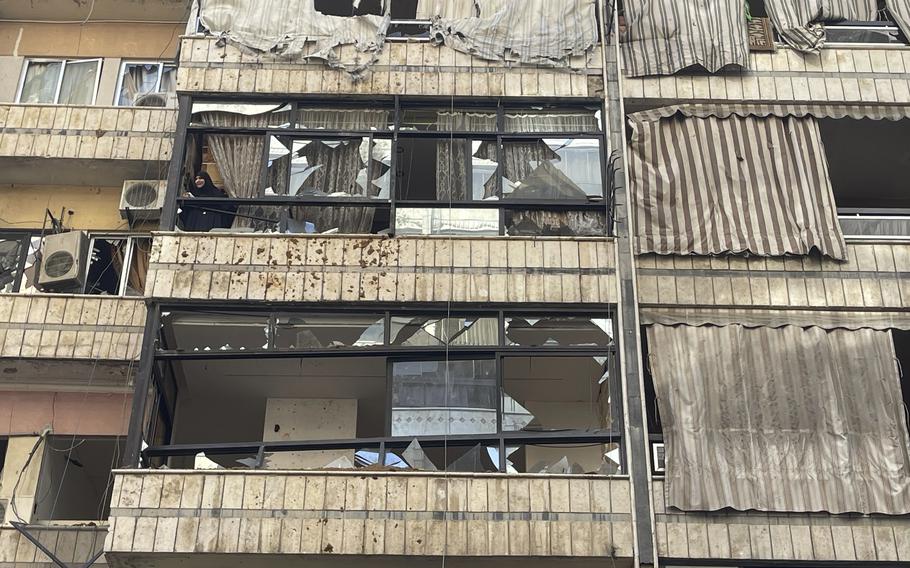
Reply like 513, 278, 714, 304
143, 302, 624, 474
174, 96, 612, 237
0, 230, 40, 293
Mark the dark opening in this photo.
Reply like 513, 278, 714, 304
390, 0, 418, 19
34, 437, 124, 521
819, 118, 910, 209
314, 0, 383, 16
396, 138, 439, 200
0, 438, 8, 478
641, 327, 662, 435
85, 239, 122, 295
894, 330, 910, 434
746, 0, 767, 18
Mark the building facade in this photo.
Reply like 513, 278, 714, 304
0, 1, 908, 567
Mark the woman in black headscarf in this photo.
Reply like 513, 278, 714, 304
178, 172, 236, 231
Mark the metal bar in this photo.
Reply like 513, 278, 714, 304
160, 94, 193, 230
155, 345, 617, 361
10, 522, 103, 568
123, 303, 161, 468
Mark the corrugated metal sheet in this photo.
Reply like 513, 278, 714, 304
648, 324, 910, 514
640, 307, 910, 330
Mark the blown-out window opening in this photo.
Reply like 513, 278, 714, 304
176, 98, 611, 237
141, 305, 622, 475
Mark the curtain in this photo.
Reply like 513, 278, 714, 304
504, 112, 600, 133
199, 0, 389, 72
765, 0, 879, 52
430, 0, 598, 67
197, 111, 270, 230
289, 109, 390, 234
19, 62, 62, 103
435, 112, 498, 201
506, 210, 605, 236
58, 60, 99, 105
647, 324, 910, 514
622, 0, 749, 77
628, 112, 847, 260
886, 0, 910, 39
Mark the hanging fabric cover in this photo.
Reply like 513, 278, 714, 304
647, 323, 910, 514
886, 0, 910, 40
764, 0, 879, 52
622, 0, 749, 77
628, 110, 847, 259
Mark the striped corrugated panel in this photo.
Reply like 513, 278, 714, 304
648, 324, 910, 514
622, 0, 749, 77
432, 0, 598, 67
765, 0, 878, 52
629, 103, 910, 123
639, 307, 910, 330
628, 113, 848, 260
886, 0, 910, 40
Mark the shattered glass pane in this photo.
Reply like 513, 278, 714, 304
274, 314, 385, 349
394, 207, 499, 235
390, 316, 498, 347
161, 312, 271, 352
391, 359, 497, 436
505, 315, 614, 347
505, 209, 606, 236
0, 234, 28, 292
501, 354, 614, 455
500, 138, 604, 200
289, 138, 378, 198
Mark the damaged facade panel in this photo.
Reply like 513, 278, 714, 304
197, 0, 599, 74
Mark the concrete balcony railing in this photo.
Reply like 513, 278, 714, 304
652, 480, 910, 563
623, 46, 910, 105
104, 470, 634, 566
145, 234, 618, 305
0, 104, 175, 162
0, 294, 146, 361
177, 35, 605, 99
0, 524, 108, 568
637, 242, 910, 310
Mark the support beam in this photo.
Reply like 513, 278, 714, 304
122, 303, 160, 468
160, 94, 192, 230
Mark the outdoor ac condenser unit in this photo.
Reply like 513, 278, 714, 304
120, 180, 167, 220
37, 231, 89, 291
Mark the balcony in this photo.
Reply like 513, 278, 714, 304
0, 104, 176, 186
623, 46, 910, 105
652, 481, 910, 563
105, 470, 634, 567
145, 234, 617, 305
0, 525, 108, 567
0, 294, 146, 362
636, 242, 910, 310
176, 36, 604, 99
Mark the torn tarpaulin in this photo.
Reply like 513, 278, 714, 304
430, 0, 598, 67
199, 0, 390, 76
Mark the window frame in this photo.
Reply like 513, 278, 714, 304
113, 60, 178, 107
82, 233, 152, 296
15, 58, 103, 105
179, 97, 611, 237
147, 304, 623, 473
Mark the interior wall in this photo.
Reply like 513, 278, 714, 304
0, 435, 45, 523
0, 184, 125, 230
33, 437, 123, 521
0, 392, 131, 436
0, 56, 22, 102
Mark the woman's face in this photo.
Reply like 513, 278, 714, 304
194, 176, 205, 188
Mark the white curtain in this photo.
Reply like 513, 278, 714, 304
648, 324, 910, 514
19, 62, 62, 103
57, 60, 98, 105
119, 64, 159, 105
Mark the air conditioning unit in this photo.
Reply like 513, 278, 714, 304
37, 231, 89, 291
134, 92, 168, 107
120, 180, 167, 220
651, 442, 666, 474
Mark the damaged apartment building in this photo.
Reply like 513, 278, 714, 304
0, 0, 908, 567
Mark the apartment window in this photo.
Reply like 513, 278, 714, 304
33, 437, 124, 521
147, 307, 621, 474
0, 232, 37, 293
115, 62, 177, 106
83, 235, 151, 296
180, 99, 609, 236
16, 59, 101, 105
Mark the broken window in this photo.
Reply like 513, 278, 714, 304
0, 232, 32, 293
149, 307, 621, 474
84, 236, 151, 296
115, 61, 177, 106
33, 437, 124, 521
314, 0, 383, 16
179, 99, 609, 235
392, 359, 498, 436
